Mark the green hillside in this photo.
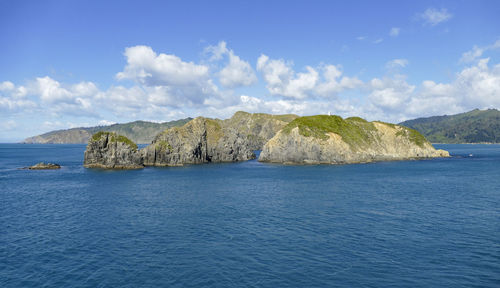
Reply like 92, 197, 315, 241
399, 109, 500, 143
23, 118, 192, 144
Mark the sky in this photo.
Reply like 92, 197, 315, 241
1, 0, 500, 142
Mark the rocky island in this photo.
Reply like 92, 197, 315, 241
84, 111, 298, 168
83, 132, 144, 169
27, 162, 61, 170
259, 115, 449, 164
83, 112, 449, 169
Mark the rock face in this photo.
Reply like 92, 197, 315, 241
28, 162, 61, 169
83, 132, 143, 169
142, 117, 255, 166
223, 111, 298, 150
259, 115, 450, 164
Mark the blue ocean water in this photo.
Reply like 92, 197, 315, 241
0, 144, 499, 287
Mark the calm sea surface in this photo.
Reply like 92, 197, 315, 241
1, 144, 499, 287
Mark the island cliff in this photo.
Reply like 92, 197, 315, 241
83, 132, 144, 169
141, 117, 255, 166
258, 115, 449, 164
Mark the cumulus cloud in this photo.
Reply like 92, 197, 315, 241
257, 55, 362, 99
316, 65, 363, 97
116, 45, 219, 105
116, 45, 209, 87
368, 75, 415, 112
460, 40, 500, 63
419, 8, 452, 26
0, 82, 36, 112
365, 58, 500, 121
257, 54, 318, 99
389, 27, 400, 37
206, 41, 257, 88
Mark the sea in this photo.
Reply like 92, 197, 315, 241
0, 144, 499, 287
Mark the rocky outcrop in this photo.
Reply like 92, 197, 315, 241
83, 132, 143, 169
27, 162, 61, 169
142, 117, 255, 166
223, 111, 298, 150
259, 115, 450, 164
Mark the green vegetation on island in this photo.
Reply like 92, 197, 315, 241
23, 118, 193, 144
400, 109, 500, 143
282, 115, 377, 149
282, 115, 430, 149
92, 131, 138, 151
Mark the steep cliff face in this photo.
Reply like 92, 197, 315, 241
259, 115, 450, 164
83, 132, 143, 169
141, 117, 255, 166
223, 111, 298, 150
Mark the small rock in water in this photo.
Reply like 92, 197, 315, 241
28, 162, 61, 170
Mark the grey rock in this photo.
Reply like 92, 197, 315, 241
83, 132, 143, 169
27, 162, 61, 170
222, 111, 298, 150
142, 117, 255, 166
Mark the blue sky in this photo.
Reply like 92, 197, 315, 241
1, 0, 499, 142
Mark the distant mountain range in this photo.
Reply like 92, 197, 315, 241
23, 118, 193, 144
399, 109, 500, 143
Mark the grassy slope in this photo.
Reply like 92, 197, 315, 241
282, 115, 429, 149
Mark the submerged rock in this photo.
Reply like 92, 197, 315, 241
259, 115, 450, 164
83, 132, 143, 169
28, 162, 61, 170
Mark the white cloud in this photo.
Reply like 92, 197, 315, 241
97, 120, 116, 126
0, 81, 15, 91
116, 45, 223, 105
419, 8, 452, 26
369, 75, 415, 111
257, 55, 362, 99
116, 45, 210, 87
389, 27, 400, 37
204, 41, 228, 61
33, 76, 98, 103
206, 41, 257, 88
316, 65, 362, 97
366, 58, 500, 121
460, 40, 500, 63
356, 36, 366, 41
257, 54, 318, 99
373, 38, 384, 44
385, 58, 409, 70
0, 82, 36, 112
